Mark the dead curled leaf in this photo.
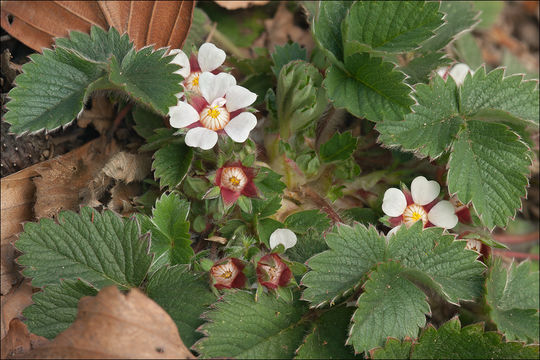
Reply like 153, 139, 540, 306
23, 286, 195, 359
1, 1, 195, 52
1, 280, 33, 341
214, 0, 269, 10
1, 319, 48, 359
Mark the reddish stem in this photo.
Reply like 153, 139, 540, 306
492, 231, 539, 244
492, 249, 540, 260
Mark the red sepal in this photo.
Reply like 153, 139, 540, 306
256, 254, 292, 290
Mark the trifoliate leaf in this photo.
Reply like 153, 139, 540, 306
448, 121, 532, 229
486, 258, 539, 342
256, 217, 283, 248
5, 48, 102, 134
271, 42, 308, 77
400, 52, 452, 85
319, 131, 358, 163
286, 230, 329, 265
372, 318, 539, 359
140, 193, 193, 271
301, 224, 386, 307
146, 265, 215, 348
377, 75, 462, 159
194, 291, 310, 359
348, 261, 430, 354
253, 167, 286, 197
16, 207, 152, 289
55, 26, 132, 64
312, 1, 353, 63
284, 210, 331, 234
420, 2, 480, 53
295, 305, 357, 359
153, 142, 193, 189
343, 1, 443, 55
23, 279, 98, 340
325, 53, 414, 122
108, 47, 182, 115
387, 224, 485, 303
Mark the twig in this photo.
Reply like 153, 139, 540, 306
107, 103, 134, 141
302, 186, 344, 224
492, 249, 539, 260
205, 22, 218, 43
492, 231, 539, 244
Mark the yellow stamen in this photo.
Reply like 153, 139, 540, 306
230, 176, 240, 186
403, 204, 428, 227
208, 107, 220, 119
220, 270, 233, 279
192, 75, 199, 87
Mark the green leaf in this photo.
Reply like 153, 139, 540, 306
341, 208, 378, 226
23, 279, 98, 340
312, 1, 353, 63
194, 291, 309, 359
348, 261, 430, 354
486, 257, 539, 342
153, 142, 193, 189
16, 207, 152, 289
133, 106, 166, 140
141, 193, 193, 270
377, 75, 462, 159
108, 47, 182, 115
5, 48, 102, 134
284, 210, 330, 234
55, 26, 132, 64
420, 2, 480, 52
252, 196, 282, 218
400, 52, 452, 85
448, 121, 532, 229
319, 131, 358, 163
287, 230, 329, 265
301, 224, 386, 307
253, 167, 286, 198
146, 265, 215, 348
296, 306, 357, 359
325, 53, 414, 122
343, 1, 444, 55
257, 218, 283, 247
372, 318, 539, 359
271, 42, 307, 77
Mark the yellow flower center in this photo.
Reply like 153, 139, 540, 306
200, 103, 230, 130
402, 204, 428, 227
222, 167, 247, 192
192, 75, 199, 87
207, 107, 220, 119
220, 270, 233, 279
184, 71, 202, 94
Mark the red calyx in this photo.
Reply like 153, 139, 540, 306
215, 161, 258, 205
256, 254, 292, 290
210, 258, 246, 290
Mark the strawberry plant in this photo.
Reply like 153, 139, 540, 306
5, 1, 539, 358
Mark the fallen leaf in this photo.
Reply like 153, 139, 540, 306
76, 95, 115, 135
108, 182, 142, 216
24, 286, 195, 359
1, 167, 36, 242
1, 237, 21, 296
258, 3, 314, 52
32, 137, 120, 219
1, 1, 195, 52
1, 319, 48, 359
214, 0, 269, 10
102, 152, 152, 184
1, 280, 33, 341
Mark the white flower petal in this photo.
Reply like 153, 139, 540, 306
168, 101, 199, 128
198, 43, 226, 72
449, 63, 473, 86
225, 85, 257, 112
270, 229, 297, 250
428, 200, 458, 229
382, 188, 407, 217
199, 72, 237, 104
224, 112, 257, 143
169, 49, 190, 78
185, 127, 218, 150
411, 176, 440, 205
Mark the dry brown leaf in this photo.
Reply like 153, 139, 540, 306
1, 280, 33, 341
214, 0, 270, 10
1, 237, 22, 296
1, 1, 195, 52
102, 151, 152, 184
108, 182, 142, 215
1, 319, 48, 359
32, 137, 120, 219
259, 3, 314, 52
24, 286, 195, 359
76, 95, 115, 135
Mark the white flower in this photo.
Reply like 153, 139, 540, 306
269, 229, 297, 250
169, 43, 227, 96
168, 72, 257, 150
382, 176, 458, 229
465, 239, 483, 253
436, 63, 474, 86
